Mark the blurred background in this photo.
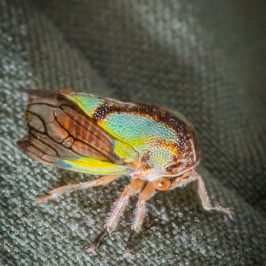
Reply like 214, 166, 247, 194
1, 1, 266, 265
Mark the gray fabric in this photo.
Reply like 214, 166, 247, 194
1, 0, 266, 265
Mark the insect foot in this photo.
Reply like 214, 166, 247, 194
124, 231, 136, 257
36, 194, 56, 204
85, 229, 108, 255
215, 205, 234, 222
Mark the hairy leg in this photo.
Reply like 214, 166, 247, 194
37, 175, 118, 204
125, 182, 156, 255
132, 182, 156, 233
172, 171, 232, 219
86, 178, 145, 254
105, 178, 145, 233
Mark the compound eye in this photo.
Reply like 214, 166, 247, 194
153, 178, 171, 191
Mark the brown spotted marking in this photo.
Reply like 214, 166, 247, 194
140, 152, 151, 170
92, 100, 191, 140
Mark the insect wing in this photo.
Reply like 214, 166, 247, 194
17, 90, 137, 175
62, 91, 182, 167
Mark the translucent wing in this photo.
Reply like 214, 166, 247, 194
17, 90, 138, 175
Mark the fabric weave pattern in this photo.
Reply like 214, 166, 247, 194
1, 1, 266, 265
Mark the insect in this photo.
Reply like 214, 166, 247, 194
17, 89, 232, 255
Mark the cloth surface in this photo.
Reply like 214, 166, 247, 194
1, 0, 266, 265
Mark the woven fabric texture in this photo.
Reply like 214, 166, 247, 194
1, 0, 266, 265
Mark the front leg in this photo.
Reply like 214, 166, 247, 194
105, 178, 145, 233
85, 178, 145, 254
125, 182, 156, 256
172, 172, 233, 219
132, 182, 156, 233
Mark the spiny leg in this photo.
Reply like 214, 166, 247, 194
85, 178, 145, 254
37, 175, 118, 204
173, 172, 232, 219
132, 182, 156, 233
106, 178, 145, 233
125, 182, 156, 256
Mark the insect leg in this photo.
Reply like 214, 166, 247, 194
173, 172, 233, 219
105, 178, 145, 233
85, 229, 108, 254
125, 182, 156, 255
132, 182, 155, 233
193, 172, 233, 219
85, 178, 145, 254
37, 175, 118, 204
124, 230, 135, 257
